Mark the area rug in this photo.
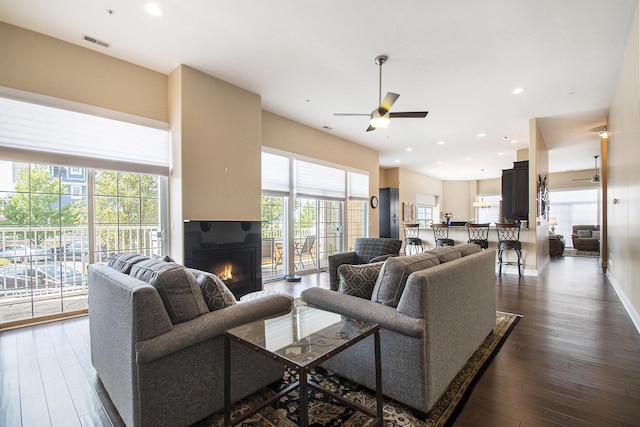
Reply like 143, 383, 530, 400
206, 311, 520, 427
563, 249, 599, 258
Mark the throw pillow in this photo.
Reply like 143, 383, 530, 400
337, 261, 384, 299
455, 243, 482, 256
427, 246, 463, 263
130, 259, 209, 324
152, 254, 176, 263
592, 231, 601, 240
577, 229, 592, 238
107, 253, 150, 274
190, 269, 237, 311
371, 253, 440, 307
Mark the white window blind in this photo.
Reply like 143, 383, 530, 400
416, 192, 437, 206
348, 171, 369, 200
261, 152, 290, 194
0, 97, 169, 175
296, 160, 345, 199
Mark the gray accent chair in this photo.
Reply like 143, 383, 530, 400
328, 237, 402, 291
303, 246, 496, 414
88, 263, 293, 427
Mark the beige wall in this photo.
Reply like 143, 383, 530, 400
529, 118, 550, 273
262, 111, 380, 235
0, 22, 168, 122
607, 2, 640, 330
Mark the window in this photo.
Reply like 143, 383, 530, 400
0, 95, 169, 324
0, 162, 167, 323
261, 151, 369, 279
549, 189, 598, 244
476, 195, 502, 224
70, 184, 82, 199
415, 193, 436, 228
415, 205, 433, 228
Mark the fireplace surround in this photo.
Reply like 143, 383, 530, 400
183, 220, 262, 298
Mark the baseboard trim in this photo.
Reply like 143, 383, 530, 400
606, 271, 640, 335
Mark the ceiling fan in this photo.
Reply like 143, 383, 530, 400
572, 155, 600, 184
333, 55, 429, 132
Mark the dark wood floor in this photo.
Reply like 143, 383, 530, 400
1, 256, 639, 426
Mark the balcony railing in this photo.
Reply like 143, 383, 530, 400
0, 225, 161, 302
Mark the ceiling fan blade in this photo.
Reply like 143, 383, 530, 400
379, 92, 400, 114
366, 124, 376, 132
390, 111, 429, 118
333, 113, 370, 116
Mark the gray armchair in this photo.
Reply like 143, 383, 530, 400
571, 225, 600, 252
328, 237, 402, 291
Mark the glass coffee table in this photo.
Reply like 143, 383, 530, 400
224, 305, 382, 427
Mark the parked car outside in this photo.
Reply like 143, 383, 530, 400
54, 242, 88, 261
54, 241, 112, 262
0, 245, 54, 263
0, 263, 84, 289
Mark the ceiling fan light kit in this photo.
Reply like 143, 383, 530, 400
572, 155, 600, 184
334, 55, 429, 131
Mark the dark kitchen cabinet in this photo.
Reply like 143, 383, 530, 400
501, 161, 529, 222
379, 187, 400, 239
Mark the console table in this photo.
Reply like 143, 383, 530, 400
223, 305, 383, 426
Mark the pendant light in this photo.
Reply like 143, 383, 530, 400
473, 169, 491, 208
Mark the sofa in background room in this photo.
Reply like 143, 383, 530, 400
571, 225, 600, 252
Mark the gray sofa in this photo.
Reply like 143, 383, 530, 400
88, 256, 293, 427
302, 244, 496, 414
571, 224, 600, 252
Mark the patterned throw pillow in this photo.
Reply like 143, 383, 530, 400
337, 262, 384, 299
592, 231, 601, 240
107, 253, 150, 274
190, 270, 237, 311
130, 259, 209, 324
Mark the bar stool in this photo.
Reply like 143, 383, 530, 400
403, 223, 423, 255
467, 223, 490, 249
495, 222, 522, 275
431, 223, 454, 247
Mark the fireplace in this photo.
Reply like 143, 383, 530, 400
183, 220, 262, 298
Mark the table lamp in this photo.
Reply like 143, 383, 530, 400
549, 217, 558, 234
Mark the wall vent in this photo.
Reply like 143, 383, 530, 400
83, 34, 111, 48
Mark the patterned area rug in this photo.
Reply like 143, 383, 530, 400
206, 311, 520, 427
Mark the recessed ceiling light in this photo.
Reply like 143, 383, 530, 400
437, 141, 445, 145
512, 87, 525, 94
498, 152, 504, 156
406, 147, 412, 151
395, 160, 400, 164
477, 133, 486, 138
144, 2, 163, 16
465, 157, 471, 161
437, 161, 443, 165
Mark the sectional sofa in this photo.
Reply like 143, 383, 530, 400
302, 244, 497, 414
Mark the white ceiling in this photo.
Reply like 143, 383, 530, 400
1, 0, 636, 180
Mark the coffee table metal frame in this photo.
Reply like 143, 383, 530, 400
223, 307, 383, 427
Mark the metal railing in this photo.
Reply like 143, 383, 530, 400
0, 225, 161, 301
